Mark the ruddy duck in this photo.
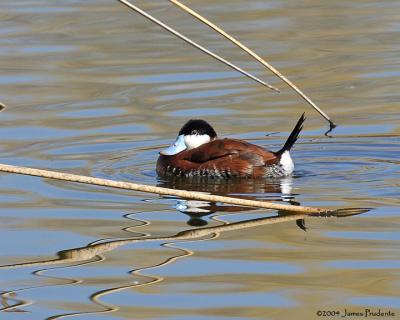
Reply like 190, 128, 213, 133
157, 113, 305, 178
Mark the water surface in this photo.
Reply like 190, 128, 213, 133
0, 0, 399, 319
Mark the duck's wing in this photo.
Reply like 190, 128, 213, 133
183, 139, 242, 163
177, 139, 279, 177
184, 139, 276, 163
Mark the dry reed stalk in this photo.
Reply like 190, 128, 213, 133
116, 0, 278, 92
0, 163, 331, 214
169, 0, 335, 128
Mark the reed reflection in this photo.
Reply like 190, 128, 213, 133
1, 292, 28, 313
158, 175, 301, 227
0, 207, 368, 318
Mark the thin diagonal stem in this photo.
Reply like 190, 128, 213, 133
116, 0, 279, 92
169, 0, 335, 127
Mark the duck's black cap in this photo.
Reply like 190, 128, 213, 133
179, 119, 217, 138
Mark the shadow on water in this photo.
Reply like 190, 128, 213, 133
0, 201, 369, 318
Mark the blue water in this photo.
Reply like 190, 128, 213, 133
0, 0, 399, 319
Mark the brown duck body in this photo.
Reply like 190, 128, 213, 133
157, 138, 284, 178
157, 113, 305, 179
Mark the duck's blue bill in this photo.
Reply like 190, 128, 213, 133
160, 134, 187, 155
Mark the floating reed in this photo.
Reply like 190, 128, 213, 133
0, 163, 331, 214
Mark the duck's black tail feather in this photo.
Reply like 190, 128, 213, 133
276, 113, 306, 155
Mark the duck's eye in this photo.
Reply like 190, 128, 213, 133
191, 130, 198, 135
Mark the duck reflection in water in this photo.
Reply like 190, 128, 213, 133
157, 175, 307, 229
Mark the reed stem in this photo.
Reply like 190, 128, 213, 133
169, 0, 335, 127
0, 163, 331, 214
117, 0, 279, 92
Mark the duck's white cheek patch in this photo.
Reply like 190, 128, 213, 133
184, 134, 210, 149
